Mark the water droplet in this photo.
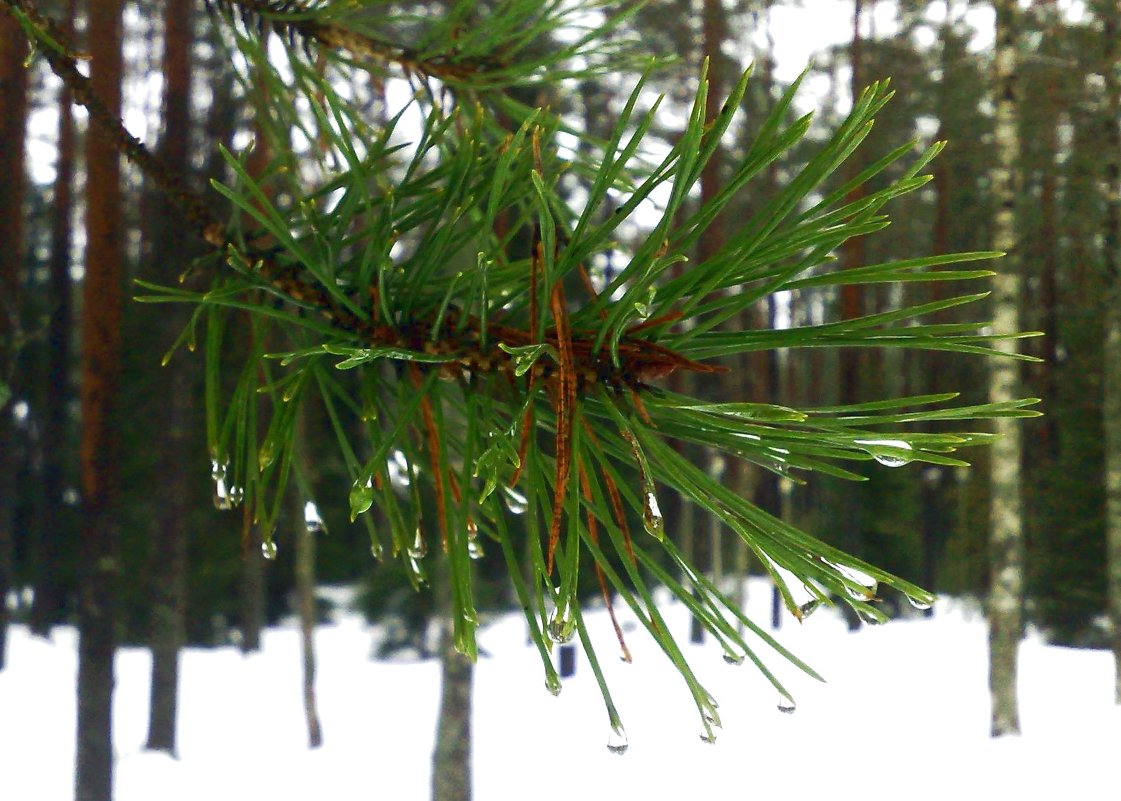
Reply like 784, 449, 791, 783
261, 540, 277, 560
547, 602, 576, 644
210, 459, 228, 482
854, 439, 914, 468
349, 477, 375, 521
830, 562, 879, 600
606, 722, 629, 755
699, 730, 717, 745
258, 442, 275, 471
702, 707, 722, 728
777, 696, 796, 715
642, 491, 664, 540
797, 599, 821, 620
501, 486, 528, 515
228, 485, 245, 507
907, 594, 933, 611
212, 477, 232, 510
304, 501, 326, 534
369, 542, 384, 560
545, 674, 562, 696
466, 520, 484, 560
407, 528, 427, 559
722, 652, 745, 666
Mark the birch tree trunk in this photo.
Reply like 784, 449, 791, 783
988, 0, 1025, 738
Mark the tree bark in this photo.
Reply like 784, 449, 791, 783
432, 555, 472, 801
988, 0, 1024, 738
30, 0, 77, 637
0, 2, 29, 672
76, 0, 125, 797
145, 0, 194, 755
294, 407, 323, 748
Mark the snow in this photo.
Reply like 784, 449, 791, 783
2, 581, 1118, 800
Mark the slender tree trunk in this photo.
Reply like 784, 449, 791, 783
836, 0, 868, 632
76, 0, 125, 796
0, 8, 29, 672
988, 0, 1024, 738
294, 407, 323, 748
432, 553, 472, 801
30, 0, 77, 637
145, 0, 194, 754
1097, 0, 1121, 705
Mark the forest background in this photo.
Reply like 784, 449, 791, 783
0, 0, 1119, 795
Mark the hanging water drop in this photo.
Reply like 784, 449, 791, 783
547, 602, 576, 644
210, 459, 227, 482
854, 439, 914, 468
304, 500, 326, 534
777, 696, 796, 715
722, 652, 745, 666
212, 477, 231, 510
501, 485, 528, 515
797, 599, 821, 620
642, 490, 665, 540
606, 722, 629, 755
466, 520, 484, 560
907, 594, 933, 611
544, 674, 562, 696
858, 608, 884, 626
261, 540, 278, 560
369, 541, 384, 561
699, 730, 717, 745
228, 485, 245, 507
408, 527, 427, 559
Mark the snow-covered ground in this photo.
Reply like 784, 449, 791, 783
2, 580, 1117, 800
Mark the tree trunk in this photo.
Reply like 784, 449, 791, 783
988, 0, 1024, 738
30, 0, 77, 637
837, 0, 868, 632
294, 408, 323, 748
145, 0, 194, 755
432, 555, 472, 801
76, 0, 125, 797
0, 4, 29, 672
1098, 0, 1121, 705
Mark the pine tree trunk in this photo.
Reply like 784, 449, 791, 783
988, 0, 1024, 738
76, 0, 125, 796
432, 555, 472, 801
0, 4, 29, 672
146, 0, 194, 754
1099, 0, 1121, 706
836, 0, 868, 633
294, 408, 323, 748
30, 0, 77, 637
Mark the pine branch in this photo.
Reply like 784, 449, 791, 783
5, 0, 721, 396
209, 0, 505, 84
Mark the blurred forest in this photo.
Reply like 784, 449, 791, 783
0, 0, 1116, 677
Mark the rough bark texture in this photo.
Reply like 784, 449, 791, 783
432, 557, 472, 801
1099, 0, 1121, 705
76, 0, 125, 797
30, 0, 76, 637
988, 0, 1024, 738
145, 0, 194, 754
0, 8, 28, 672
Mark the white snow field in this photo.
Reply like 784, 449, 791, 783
2, 580, 1117, 801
